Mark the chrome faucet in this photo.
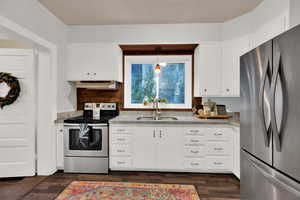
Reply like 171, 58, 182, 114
152, 98, 161, 120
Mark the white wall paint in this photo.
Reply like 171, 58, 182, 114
289, 0, 300, 28
222, 0, 290, 41
69, 23, 222, 43
203, 97, 241, 112
0, 0, 75, 112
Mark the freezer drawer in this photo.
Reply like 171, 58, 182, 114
241, 150, 300, 200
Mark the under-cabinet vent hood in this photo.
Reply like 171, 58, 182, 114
75, 81, 118, 90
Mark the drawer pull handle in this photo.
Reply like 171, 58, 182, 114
117, 161, 126, 164
191, 162, 199, 166
214, 162, 223, 165
117, 129, 126, 131
117, 150, 125, 153
214, 133, 223, 136
214, 148, 223, 151
190, 140, 199, 143
117, 138, 126, 141
191, 150, 199, 154
190, 130, 199, 133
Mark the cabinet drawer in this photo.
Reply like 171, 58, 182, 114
184, 147, 205, 157
111, 127, 132, 134
206, 128, 232, 140
184, 136, 205, 146
111, 145, 131, 156
111, 134, 131, 144
206, 142, 232, 155
206, 157, 232, 170
184, 159, 206, 169
184, 128, 206, 136
110, 157, 132, 168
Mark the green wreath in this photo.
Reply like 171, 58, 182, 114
0, 72, 21, 109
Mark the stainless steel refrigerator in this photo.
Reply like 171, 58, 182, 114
240, 25, 300, 199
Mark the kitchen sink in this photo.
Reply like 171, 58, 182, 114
136, 116, 178, 121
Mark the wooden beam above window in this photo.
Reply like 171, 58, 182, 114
119, 44, 199, 55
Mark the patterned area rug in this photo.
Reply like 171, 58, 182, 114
56, 181, 200, 200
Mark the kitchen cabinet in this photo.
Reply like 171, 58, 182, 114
194, 39, 249, 97
153, 127, 183, 170
110, 124, 236, 173
132, 127, 156, 169
233, 126, 240, 179
56, 123, 64, 169
194, 42, 222, 97
131, 126, 183, 170
221, 35, 249, 97
109, 127, 133, 170
66, 43, 122, 81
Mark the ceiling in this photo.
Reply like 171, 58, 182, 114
38, 0, 263, 25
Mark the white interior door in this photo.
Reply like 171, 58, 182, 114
0, 49, 35, 178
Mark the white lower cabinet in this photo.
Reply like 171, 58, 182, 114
233, 126, 240, 179
110, 124, 236, 173
56, 123, 64, 170
132, 127, 156, 169
154, 127, 183, 170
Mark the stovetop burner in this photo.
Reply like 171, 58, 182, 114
64, 115, 116, 124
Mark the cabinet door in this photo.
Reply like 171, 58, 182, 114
93, 43, 122, 82
194, 43, 222, 97
233, 127, 240, 179
132, 127, 156, 169
222, 36, 249, 97
66, 43, 122, 81
156, 127, 183, 169
56, 123, 64, 169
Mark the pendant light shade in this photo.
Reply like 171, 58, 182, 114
155, 64, 161, 73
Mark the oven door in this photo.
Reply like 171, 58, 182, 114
64, 124, 108, 157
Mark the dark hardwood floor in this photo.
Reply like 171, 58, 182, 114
0, 171, 240, 200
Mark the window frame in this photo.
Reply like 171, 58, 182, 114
124, 55, 193, 109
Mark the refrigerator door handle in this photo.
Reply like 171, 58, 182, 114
246, 152, 300, 198
271, 53, 283, 152
259, 59, 271, 147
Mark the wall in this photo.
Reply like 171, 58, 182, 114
203, 97, 240, 112
289, 0, 300, 28
69, 23, 222, 43
222, 0, 290, 41
0, 0, 75, 112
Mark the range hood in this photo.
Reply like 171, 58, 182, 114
75, 81, 118, 90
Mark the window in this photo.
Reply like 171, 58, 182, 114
124, 56, 192, 109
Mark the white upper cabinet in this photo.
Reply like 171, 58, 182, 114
221, 35, 250, 97
66, 43, 122, 81
194, 40, 246, 97
194, 42, 222, 97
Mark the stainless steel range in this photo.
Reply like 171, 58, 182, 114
64, 103, 118, 173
